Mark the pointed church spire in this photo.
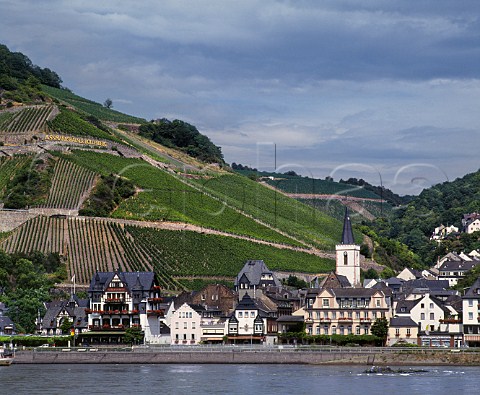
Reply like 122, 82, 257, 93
341, 207, 355, 244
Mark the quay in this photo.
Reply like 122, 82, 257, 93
12, 346, 480, 365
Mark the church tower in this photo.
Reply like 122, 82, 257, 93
336, 207, 361, 287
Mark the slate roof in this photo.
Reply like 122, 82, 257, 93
0, 316, 15, 332
89, 271, 156, 293
463, 277, 480, 299
41, 300, 88, 329
319, 272, 352, 289
439, 260, 480, 272
276, 315, 304, 323
235, 260, 281, 287
329, 288, 385, 298
340, 207, 355, 244
390, 317, 417, 327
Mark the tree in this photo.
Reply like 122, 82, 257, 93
103, 98, 113, 109
371, 317, 389, 345
124, 326, 144, 345
60, 318, 73, 334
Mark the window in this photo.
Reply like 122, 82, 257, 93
376, 299, 381, 307
355, 312, 360, 319
421, 303, 425, 309
421, 313, 425, 320
332, 326, 337, 335
192, 334, 195, 340
356, 326, 360, 335
469, 312, 473, 320
316, 326, 320, 335
395, 328, 400, 336
184, 322, 187, 329
175, 322, 179, 329
238, 312, 243, 318
192, 322, 196, 329
323, 299, 329, 307
324, 326, 329, 335
469, 300, 473, 307
429, 303, 434, 309
430, 313, 434, 320
343, 251, 348, 265
251, 312, 255, 318
332, 312, 336, 319
323, 312, 329, 319
406, 328, 411, 336
316, 312, 320, 319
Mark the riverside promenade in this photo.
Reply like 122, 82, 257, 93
13, 346, 480, 365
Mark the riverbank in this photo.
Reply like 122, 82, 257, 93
12, 347, 480, 365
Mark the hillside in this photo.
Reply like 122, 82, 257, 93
366, 168, 480, 265
0, 44, 384, 291
236, 170, 392, 222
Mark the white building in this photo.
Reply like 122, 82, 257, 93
335, 208, 360, 287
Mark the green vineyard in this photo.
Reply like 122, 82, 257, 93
36, 158, 97, 209
57, 150, 302, 246
0, 216, 334, 289
0, 105, 54, 134
42, 85, 146, 124
47, 107, 123, 144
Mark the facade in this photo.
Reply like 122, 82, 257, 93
41, 297, 88, 336
463, 213, 480, 234
438, 259, 480, 286
227, 294, 278, 345
335, 208, 360, 287
235, 260, 281, 299
387, 317, 418, 346
86, 270, 163, 344
304, 288, 392, 336
462, 277, 480, 346
170, 303, 204, 345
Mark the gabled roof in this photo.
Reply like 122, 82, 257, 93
89, 271, 156, 294
463, 277, 480, 299
235, 260, 280, 287
319, 271, 352, 289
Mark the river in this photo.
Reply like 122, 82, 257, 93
1, 364, 475, 394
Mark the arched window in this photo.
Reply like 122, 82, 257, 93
343, 251, 348, 265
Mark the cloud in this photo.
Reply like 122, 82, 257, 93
0, 0, 479, 194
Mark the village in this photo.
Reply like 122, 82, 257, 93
1, 209, 476, 350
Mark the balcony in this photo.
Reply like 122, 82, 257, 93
148, 297, 163, 303
304, 318, 313, 324
319, 318, 331, 323
440, 318, 462, 324
360, 318, 372, 322
89, 325, 129, 331
104, 298, 125, 303
147, 309, 164, 317
338, 317, 353, 322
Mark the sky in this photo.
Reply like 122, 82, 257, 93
1, 0, 480, 194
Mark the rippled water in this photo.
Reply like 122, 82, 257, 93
0, 364, 475, 395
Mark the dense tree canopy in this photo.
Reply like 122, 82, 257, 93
0, 251, 66, 333
139, 119, 224, 164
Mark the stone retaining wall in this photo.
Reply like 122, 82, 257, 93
13, 350, 480, 365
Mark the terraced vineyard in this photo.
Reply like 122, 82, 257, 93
186, 173, 355, 250
42, 85, 146, 123
57, 150, 302, 246
36, 158, 97, 209
47, 107, 123, 144
0, 105, 54, 134
0, 215, 334, 289
262, 175, 382, 199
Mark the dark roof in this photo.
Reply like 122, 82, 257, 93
340, 207, 355, 244
89, 271, 156, 293
404, 279, 449, 292
319, 272, 352, 289
329, 288, 384, 298
235, 260, 280, 287
439, 260, 479, 272
0, 316, 14, 331
464, 277, 480, 299
390, 317, 417, 327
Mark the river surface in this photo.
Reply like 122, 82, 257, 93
0, 364, 475, 395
